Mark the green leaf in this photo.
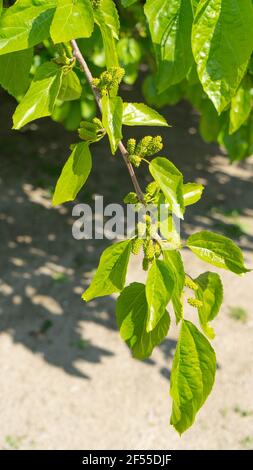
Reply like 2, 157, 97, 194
149, 157, 184, 219
195, 272, 223, 339
101, 95, 123, 154
192, 0, 253, 113
142, 75, 184, 109
187, 230, 250, 274
170, 320, 216, 434
229, 76, 253, 134
0, 48, 33, 98
146, 260, 174, 332
94, 0, 119, 67
117, 37, 141, 84
13, 61, 62, 129
122, 102, 169, 127
52, 142, 92, 206
58, 70, 82, 102
50, 0, 94, 43
121, 0, 138, 6
199, 100, 223, 143
183, 183, 204, 207
97, 0, 120, 39
116, 282, 170, 360
0, 0, 56, 56
163, 250, 185, 323
82, 240, 132, 301
145, 0, 194, 92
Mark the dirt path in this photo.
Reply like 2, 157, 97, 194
0, 95, 253, 450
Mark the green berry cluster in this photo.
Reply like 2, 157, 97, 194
78, 118, 105, 143
91, 0, 100, 9
142, 239, 161, 270
187, 297, 203, 308
126, 136, 163, 168
143, 181, 160, 204
130, 214, 161, 270
136, 135, 163, 157
185, 276, 198, 291
131, 237, 143, 255
92, 67, 125, 96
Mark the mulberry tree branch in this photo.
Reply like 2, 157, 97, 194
70, 39, 145, 203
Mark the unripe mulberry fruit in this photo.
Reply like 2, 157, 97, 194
129, 154, 142, 167
187, 297, 203, 308
145, 239, 155, 260
131, 238, 143, 255
142, 257, 149, 271
127, 138, 136, 155
185, 276, 198, 291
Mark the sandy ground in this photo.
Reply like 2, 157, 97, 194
0, 93, 253, 450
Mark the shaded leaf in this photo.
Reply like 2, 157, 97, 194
145, 0, 194, 92
0, 48, 33, 98
58, 70, 82, 102
229, 76, 253, 134
195, 272, 223, 339
116, 282, 170, 359
192, 0, 253, 112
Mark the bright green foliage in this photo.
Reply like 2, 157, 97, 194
145, 0, 194, 93
121, 0, 138, 7
0, 48, 33, 98
146, 260, 174, 332
101, 95, 123, 153
58, 70, 82, 102
82, 240, 131, 301
229, 76, 253, 134
116, 282, 170, 360
163, 250, 184, 323
192, 0, 253, 113
50, 0, 94, 43
149, 157, 184, 219
1, 0, 251, 435
117, 38, 141, 84
13, 61, 63, 129
0, 0, 57, 55
170, 320, 216, 434
183, 183, 204, 207
52, 142, 92, 206
93, 0, 119, 67
122, 102, 169, 127
187, 230, 250, 274
194, 272, 223, 339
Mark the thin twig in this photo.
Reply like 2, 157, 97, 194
70, 39, 145, 203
